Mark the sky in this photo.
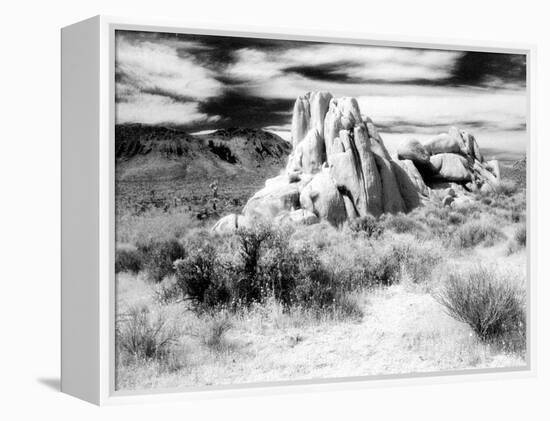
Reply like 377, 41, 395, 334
115, 30, 527, 159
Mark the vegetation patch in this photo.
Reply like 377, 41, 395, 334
434, 265, 525, 351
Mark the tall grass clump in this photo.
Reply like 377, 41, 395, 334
348, 215, 383, 238
385, 235, 443, 284
491, 180, 519, 197
435, 265, 525, 350
115, 243, 142, 274
137, 238, 186, 283
452, 219, 504, 249
117, 305, 178, 362
202, 315, 233, 351
380, 213, 424, 235
506, 223, 527, 255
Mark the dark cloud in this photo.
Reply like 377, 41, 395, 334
115, 30, 527, 134
284, 61, 361, 83
178, 35, 313, 70
449, 52, 526, 88
198, 89, 294, 129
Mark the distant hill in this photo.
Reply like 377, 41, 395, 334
115, 124, 291, 182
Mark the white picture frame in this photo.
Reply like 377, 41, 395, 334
61, 15, 536, 405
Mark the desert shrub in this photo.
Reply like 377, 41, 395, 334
202, 316, 232, 350
333, 293, 364, 321
447, 212, 465, 225
153, 276, 181, 305
434, 266, 525, 348
452, 219, 504, 249
290, 221, 341, 250
259, 227, 302, 305
137, 238, 186, 283
387, 236, 442, 283
231, 225, 275, 304
480, 197, 493, 206
452, 201, 483, 219
492, 180, 518, 197
381, 213, 424, 234
115, 243, 142, 274
291, 245, 339, 309
117, 305, 177, 362
366, 248, 402, 286
505, 224, 527, 256
349, 215, 384, 238
514, 224, 527, 247
174, 243, 231, 309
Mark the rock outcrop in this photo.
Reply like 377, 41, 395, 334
212, 92, 502, 232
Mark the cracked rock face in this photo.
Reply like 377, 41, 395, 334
212, 91, 502, 232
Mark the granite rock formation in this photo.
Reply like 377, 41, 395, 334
212, 92, 501, 232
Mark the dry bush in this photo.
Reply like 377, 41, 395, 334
434, 265, 525, 350
380, 213, 424, 234
115, 243, 142, 274
491, 180, 519, 197
290, 221, 341, 251
137, 238, 186, 283
153, 276, 182, 305
117, 305, 178, 363
348, 215, 384, 238
506, 223, 527, 255
202, 316, 233, 351
174, 241, 231, 309
452, 219, 505, 249
386, 235, 443, 284
514, 223, 527, 246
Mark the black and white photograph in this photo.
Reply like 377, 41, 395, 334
113, 29, 528, 392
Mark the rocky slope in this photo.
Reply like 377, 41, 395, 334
115, 124, 290, 182
213, 91, 503, 232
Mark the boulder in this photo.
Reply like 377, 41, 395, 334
423, 132, 462, 155
354, 123, 383, 217
275, 209, 319, 226
484, 159, 501, 180
295, 129, 325, 174
442, 195, 454, 207
329, 149, 364, 218
460, 129, 483, 162
444, 187, 456, 198
473, 160, 499, 188
300, 169, 347, 226
373, 154, 406, 214
309, 91, 333, 135
449, 126, 470, 156
397, 138, 431, 166
337, 97, 362, 129
212, 213, 239, 233
243, 175, 300, 221
430, 153, 471, 182
392, 159, 426, 211
212, 92, 496, 230
212, 214, 251, 233
323, 100, 343, 158
291, 95, 310, 147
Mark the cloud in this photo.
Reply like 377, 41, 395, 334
114, 29, 527, 143
115, 34, 223, 125
116, 93, 221, 126
356, 90, 527, 134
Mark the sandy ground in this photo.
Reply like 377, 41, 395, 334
116, 248, 526, 391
